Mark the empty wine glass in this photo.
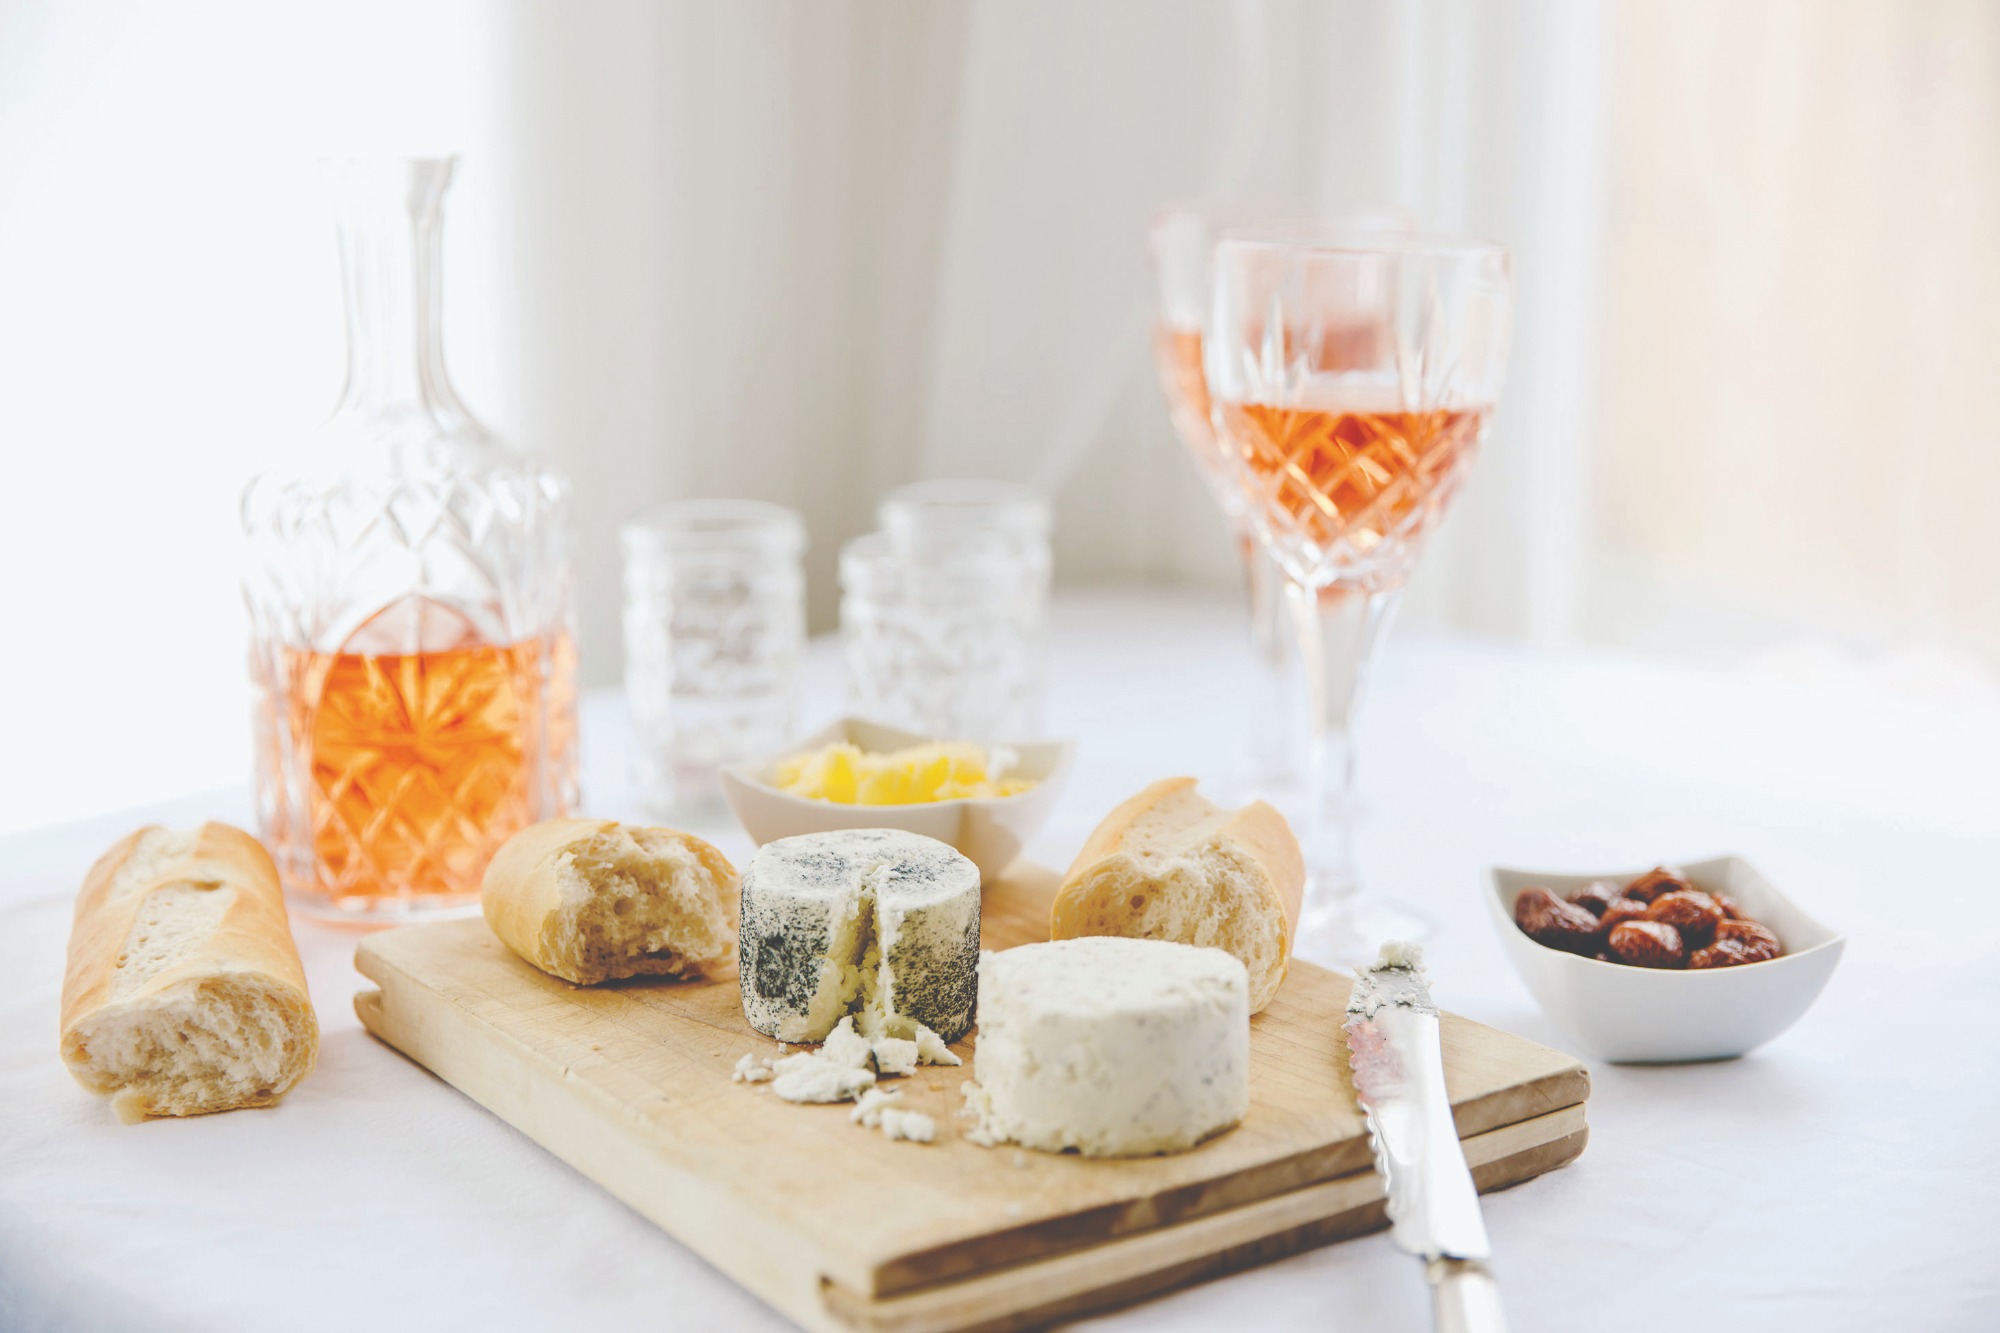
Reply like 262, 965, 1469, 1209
1205, 231, 1512, 963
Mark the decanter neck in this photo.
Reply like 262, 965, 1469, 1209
327, 157, 466, 419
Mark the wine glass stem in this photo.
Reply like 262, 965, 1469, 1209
1240, 533, 1297, 786
1283, 578, 1404, 912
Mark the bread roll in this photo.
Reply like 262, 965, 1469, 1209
481, 818, 738, 985
60, 823, 318, 1123
1050, 777, 1304, 1013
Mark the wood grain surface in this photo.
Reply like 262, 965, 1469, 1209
355, 862, 1588, 1332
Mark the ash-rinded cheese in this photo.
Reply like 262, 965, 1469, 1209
739, 829, 980, 1044
962, 937, 1250, 1158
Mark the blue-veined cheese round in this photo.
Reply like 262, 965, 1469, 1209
963, 937, 1250, 1157
738, 829, 980, 1043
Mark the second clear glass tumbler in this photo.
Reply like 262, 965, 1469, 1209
622, 500, 806, 815
841, 480, 1051, 742
844, 480, 1052, 740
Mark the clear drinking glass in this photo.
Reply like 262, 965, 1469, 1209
1149, 206, 1413, 804
858, 479, 1052, 738
841, 504, 1048, 742
1206, 232, 1512, 963
878, 478, 1053, 563
242, 157, 578, 923
621, 500, 806, 816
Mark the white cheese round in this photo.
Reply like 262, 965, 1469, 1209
738, 829, 980, 1043
965, 937, 1250, 1157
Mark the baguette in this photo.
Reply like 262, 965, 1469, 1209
1050, 777, 1304, 1013
480, 818, 739, 985
60, 823, 318, 1123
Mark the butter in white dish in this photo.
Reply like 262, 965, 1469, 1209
738, 829, 980, 1045
961, 937, 1251, 1158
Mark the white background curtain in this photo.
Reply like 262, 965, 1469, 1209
468, 0, 1604, 641
1, 0, 1992, 834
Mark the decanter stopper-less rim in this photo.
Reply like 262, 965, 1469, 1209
320, 155, 471, 425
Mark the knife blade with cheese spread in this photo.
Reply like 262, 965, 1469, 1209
1343, 942, 1508, 1333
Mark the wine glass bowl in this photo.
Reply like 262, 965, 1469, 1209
1208, 233, 1511, 585
1215, 398, 1490, 590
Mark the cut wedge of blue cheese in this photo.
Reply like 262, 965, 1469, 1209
962, 937, 1251, 1157
739, 829, 980, 1044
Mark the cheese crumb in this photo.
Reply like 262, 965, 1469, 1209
872, 1037, 920, 1076
1377, 940, 1425, 970
820, 1016, 877, 1070
879, 1108, 936, 1144
912, 1022, 962, 1067
731, 1053, 773, 1084
850, 1087, 903, 1127
771, 1052, 875, 1103
959, 1081, 1000, 1146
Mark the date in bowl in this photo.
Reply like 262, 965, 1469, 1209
1486, 856, 1844, 1064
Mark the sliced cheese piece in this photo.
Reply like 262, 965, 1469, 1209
739, 829, 979, 1044
963, 937, 1250, 1158
1050, 777, 1303, 1013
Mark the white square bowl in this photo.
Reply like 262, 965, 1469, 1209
718, 717, 1076, 883
1486, 855, 1845, 1064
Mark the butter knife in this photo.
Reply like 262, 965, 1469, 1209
1344, 943, 1507, 1333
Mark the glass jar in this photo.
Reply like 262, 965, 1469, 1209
840, 520, 1047, 742
877, 478, 1053, 577
860, 479, 1052, 739
621, 500, 806, 815
241, 157, 578, 923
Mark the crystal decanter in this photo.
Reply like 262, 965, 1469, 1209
242, 157, 577, 922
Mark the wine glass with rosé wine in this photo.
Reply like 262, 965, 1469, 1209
1205, 230, 1512, 964
1148, 206, 1412, 808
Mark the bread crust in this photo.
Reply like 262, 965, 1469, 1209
480, 818, 740, 984
59, 822, 317, 1116
1052, 777, 1305, 1012
480, 817, 617, 975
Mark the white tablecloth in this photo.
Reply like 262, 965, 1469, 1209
4, 589, 1996, 1332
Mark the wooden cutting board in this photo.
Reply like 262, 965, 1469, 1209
354, 864, 1588, 1333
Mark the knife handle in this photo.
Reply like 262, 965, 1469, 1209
1426, 1257, 1507, 1333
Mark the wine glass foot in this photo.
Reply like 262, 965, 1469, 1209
1293, 893, 1434, 970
